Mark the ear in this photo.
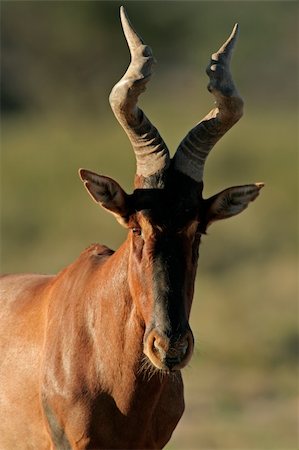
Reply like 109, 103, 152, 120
204, 183, 264, 226
79, 169, 130, 223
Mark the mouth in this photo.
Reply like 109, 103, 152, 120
138, 354, 182, 381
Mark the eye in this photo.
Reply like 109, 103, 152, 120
132, 227, 142, 236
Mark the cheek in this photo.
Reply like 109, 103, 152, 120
128, 239, 155, 324
132, 235, 144, 263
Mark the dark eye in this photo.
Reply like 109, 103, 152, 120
132, 227, 142, 236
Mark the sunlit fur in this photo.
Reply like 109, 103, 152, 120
0, 7, 263, 449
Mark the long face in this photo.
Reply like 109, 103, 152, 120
126, 178, 203, 371
80, 168, 262, 372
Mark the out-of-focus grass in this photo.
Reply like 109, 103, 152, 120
1, 1, 298, 446
1, 102, 297, 449
1, 104, 297, 273
171, 254, 298, 450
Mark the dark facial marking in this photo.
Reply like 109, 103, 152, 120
151, 233, 189, 337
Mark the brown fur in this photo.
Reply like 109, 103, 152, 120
0, 243, 185, 449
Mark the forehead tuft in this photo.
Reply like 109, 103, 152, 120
131, 191, 199, 230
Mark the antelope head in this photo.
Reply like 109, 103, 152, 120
79, 7, 263, 372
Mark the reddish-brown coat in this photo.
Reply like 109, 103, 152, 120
0, 243, 184, 449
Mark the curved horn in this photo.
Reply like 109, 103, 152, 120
172, 24, 244, 183
109, 7, 170, 184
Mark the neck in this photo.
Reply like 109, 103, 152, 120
48, 239, 166, 412
94, 241, 145, 398
43, 240, 184, 448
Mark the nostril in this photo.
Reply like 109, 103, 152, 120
180, 340, 189, 356
153, 339, 160, 351
168, 338, 188, 357
152, 337, 166, 358
164, 340, 189, 368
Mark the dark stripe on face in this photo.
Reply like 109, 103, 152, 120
151, 234, 189, 338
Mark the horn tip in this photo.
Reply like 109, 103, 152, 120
119, 4, 144, 48
120, 5, 127, 23
255, 182, 265, 190
120, 5, 126, 18
230, 23, 240, 40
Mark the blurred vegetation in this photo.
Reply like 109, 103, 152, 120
1, 1, 298, 449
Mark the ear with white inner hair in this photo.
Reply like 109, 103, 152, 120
204, 183, 264, 225
79, 169, 130, 221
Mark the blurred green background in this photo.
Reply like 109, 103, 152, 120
1, 1, 298, 449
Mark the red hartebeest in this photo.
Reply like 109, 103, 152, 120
0, 7, 263, 450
